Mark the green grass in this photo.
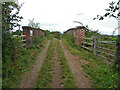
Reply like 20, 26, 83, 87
55, 39, 77, 88
35, 39, 77, 88
2, 37, 48, 88
35, 40, 55, 88
62, 36, 118, 88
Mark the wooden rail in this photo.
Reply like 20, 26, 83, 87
13, 35, 26, 47
82, 37, 94, 51
82, 45, 92, 51
84, 38, 93, 40
82, 42, 93, 46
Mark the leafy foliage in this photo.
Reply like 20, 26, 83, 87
2, 2, 23, 31
3, 36, 48, 88
62, 33, 76, 47
2, 34, 23, 63
85, 25, 100, 37
44, 30, 53, 40
54, 33, 61, 39
28, 18, 40, 29
93, 1, 120, 20
2, 2, 24, 88
2, 2, 23, 66
51, 31, 61, 39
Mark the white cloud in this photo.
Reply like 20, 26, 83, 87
18, 0, 118, 34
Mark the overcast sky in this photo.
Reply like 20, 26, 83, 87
18, 0, 118, 35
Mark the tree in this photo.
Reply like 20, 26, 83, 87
2, 1, 23, 68
93, 1, 120, 20
2, 2, 23, 31
28, 18, 40, 29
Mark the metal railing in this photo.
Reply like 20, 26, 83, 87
81, 36, 117, 64
96, 41, 116, 62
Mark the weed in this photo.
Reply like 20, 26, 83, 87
35, 40, 55, 88
62, 36, 118, 88
3, 37, 48, 88
55, 40, 77, 88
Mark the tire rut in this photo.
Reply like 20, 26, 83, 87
60, 40, 91, 88
49, 40, 64, 88
18, 40, 51, 88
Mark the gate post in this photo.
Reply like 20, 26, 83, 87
93, 36, 98, 55
114, 35, 120, 65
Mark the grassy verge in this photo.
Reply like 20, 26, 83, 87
2, 37, 48, 88
62, 37, 118, 88
55, 39, 77, 88
35, 40, 55, 88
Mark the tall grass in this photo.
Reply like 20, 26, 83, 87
62, 34, 118, 88
35, 40, 55, 88
56, 39, 77, 88
2, 36, 48, 88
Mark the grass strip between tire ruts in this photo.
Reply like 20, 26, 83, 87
55, 39, 77, 88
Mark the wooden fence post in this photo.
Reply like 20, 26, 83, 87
114, 35, 120, 65
93, 36, 98, 55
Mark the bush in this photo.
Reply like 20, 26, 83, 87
54, 33, 60, 39
2, 32, 24, 82
2, 32, 23, 63
2, 34, 48, 88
